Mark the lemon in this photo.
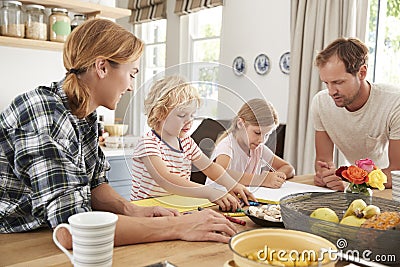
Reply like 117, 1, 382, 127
310, 208, 339, 223
340, 215, 366, 227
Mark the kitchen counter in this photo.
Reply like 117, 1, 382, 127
101, 146, 134, 158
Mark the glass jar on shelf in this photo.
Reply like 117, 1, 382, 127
0, 0, 25, 38
49, 8, 70, 42
24, 4, 47, 40
70, 14, 86, 31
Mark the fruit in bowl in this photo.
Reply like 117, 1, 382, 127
310, 208, 339, 223
104, 124, 128, 136
280, 192, 400, 265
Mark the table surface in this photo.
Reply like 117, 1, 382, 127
0, 175, 392, 267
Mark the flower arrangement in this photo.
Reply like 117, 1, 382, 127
335, 158, 387, 196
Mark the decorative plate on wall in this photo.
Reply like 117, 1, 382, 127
254, 54, 271, 75
232, 56, 246, 76
279, 52, 290, 74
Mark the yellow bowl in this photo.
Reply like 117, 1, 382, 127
104, 124, 128, 136
229, 228, 337, 267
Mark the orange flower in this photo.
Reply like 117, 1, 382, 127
342, 166, 369, 184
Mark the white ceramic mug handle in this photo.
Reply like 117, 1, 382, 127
53, 223, 74, 264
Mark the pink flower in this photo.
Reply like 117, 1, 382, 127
355, 158, 375, 172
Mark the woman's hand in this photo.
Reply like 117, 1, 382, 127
127, 205, 181, 217
177, 209, 237, 243
54, 226, 72, 250
262, 171, 286, 188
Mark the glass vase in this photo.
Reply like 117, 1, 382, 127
345, 183, 373, 196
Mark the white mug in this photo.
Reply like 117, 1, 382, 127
53, 211, 118, 267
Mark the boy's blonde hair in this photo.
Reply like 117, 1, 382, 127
144, 76, 201, 129
218, 98, 279, 142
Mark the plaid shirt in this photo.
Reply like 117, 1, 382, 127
0, 80, 109, 233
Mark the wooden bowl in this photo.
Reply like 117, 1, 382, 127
104, 124, 128, 136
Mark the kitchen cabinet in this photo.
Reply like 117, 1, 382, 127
0, 0, 131, 51
106, 155, 132, 200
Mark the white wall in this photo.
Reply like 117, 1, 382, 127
0, 10, 117, 124
0, 47, 64, 110
0, 1, 290, 126
218, 0, 290, 123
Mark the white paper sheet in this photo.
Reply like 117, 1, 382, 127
248, 181, 334, 203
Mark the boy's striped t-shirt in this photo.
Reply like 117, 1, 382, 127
131, 130, 202, 200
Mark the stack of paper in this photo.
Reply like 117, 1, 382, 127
248, 181, 334, 203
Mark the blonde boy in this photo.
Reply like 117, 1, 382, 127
131, 76, 255, 211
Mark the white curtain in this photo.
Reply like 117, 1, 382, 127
284, 0, 369, 175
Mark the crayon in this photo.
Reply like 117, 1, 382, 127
223, 212, 246, 217
241, 200, 260, 206
248, 201, 261, 206
225, 215, 246, 226
219, 207, 244, 212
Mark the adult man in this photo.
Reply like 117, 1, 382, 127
311, 37, 400, 201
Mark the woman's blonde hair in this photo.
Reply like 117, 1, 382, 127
217, 98, 279, 143
63, 18, 144, 118
144, 76, 201, 129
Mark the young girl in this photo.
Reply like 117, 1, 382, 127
131, 76, 255, 211
208, 98, 295, 189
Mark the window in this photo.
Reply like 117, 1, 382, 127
187, 6, 222, 118
137, 19, 167, 84
127, 19, 167, 135
367, 0, 400, 86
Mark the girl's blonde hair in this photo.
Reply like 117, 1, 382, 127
144, 76, 201, 129
217, 98, 279, 142
63, 18, 144, 118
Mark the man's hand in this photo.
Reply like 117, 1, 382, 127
382, 168, 393, 189
314, 161, 345, 191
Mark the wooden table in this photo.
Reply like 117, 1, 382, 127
0, 175, 392, 267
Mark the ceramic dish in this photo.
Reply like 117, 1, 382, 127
104, 124, 128, 136
229, 228, 337, 267
279, 52, 290, 74
254, 54, 270, 75
233, 56, 246, 76
245, 209, 284, 228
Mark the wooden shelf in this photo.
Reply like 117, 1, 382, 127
19, 0, 131, 19
0, 1, 131, 51
0, 36, 64, 51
